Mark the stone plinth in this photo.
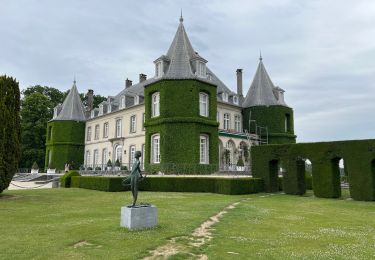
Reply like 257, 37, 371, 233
120, 205, 157, 230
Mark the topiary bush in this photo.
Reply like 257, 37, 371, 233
71, 176, 264, 194
60, 170, 80, 188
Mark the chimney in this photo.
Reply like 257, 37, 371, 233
125, 78, 132, 88
139, 73, 147, 83
236, 69, 243, 97
86, 89, 94, 111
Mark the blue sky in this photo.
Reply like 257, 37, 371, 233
1, 0, 374, 142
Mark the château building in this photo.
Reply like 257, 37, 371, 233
45, 16, 296, 172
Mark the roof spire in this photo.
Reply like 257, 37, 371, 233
259, 49, 262, 61
179, 9, 183, 23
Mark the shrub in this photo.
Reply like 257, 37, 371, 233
95, 166, 101, 171
121, 166, 128, 171
31, 161, 39, 170
60, 170, 80, 188
107, 159, 112, 167
71, 176, 264, 195
236, 157, 244, 167
114, 159, 121, 167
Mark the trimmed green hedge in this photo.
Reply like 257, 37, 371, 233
60, 170, 80, 188
252, 139, 375, 201
71, 176, 264, 195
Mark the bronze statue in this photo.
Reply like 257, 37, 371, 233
122, 151, 145, 207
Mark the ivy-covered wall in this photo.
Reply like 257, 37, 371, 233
252, 139, 375, 201
243, 105, 296, 144
44, 120, 85, 170
144, 79, 219, 174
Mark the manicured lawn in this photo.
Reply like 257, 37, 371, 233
204, 190, 375, 259
1, 188, 375, 259
0, 188, 243, 260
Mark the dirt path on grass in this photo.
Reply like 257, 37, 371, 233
143, 201, 242, 260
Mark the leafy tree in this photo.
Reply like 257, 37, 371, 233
20, 93, 52, 169
0, 75, 21, 193
22, 85, 64, 107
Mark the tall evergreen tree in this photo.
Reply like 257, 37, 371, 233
0, 75, 21, 193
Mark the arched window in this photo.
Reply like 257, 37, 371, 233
152, 92, 160, 117
102, 148, 108, 167
200, 135, 209, 164
199, 92, 209, 117
151, 134, 160, 163
129, 145, 136, 168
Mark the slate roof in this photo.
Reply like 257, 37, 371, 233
243, 57, 288, 107
53, 81, 86, 121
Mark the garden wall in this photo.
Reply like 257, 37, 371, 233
252, 139, 375, 201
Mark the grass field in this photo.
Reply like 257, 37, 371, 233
1, 188, 374, 259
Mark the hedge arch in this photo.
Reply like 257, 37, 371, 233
252, 139, 375, 201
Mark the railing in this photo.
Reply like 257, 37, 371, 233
80, 162, 251, 175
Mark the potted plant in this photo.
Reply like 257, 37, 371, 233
236, 157, 244, 171
114, 159, 121, 171
107, 159, 112, 171
31, 161, 39, 174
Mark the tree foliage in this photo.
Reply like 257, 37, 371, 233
0, 75, 21, 193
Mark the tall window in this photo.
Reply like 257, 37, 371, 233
93, 149, 99, 167
152, 92, 160, 117
129, 145, 136, 169
234, 115, 241, 132
142, 113, 145, 130
86, 127, 92, 141
102, 148, 108, 167
115, 145, 122, 162
130, 115, 136, 133
199, 92, 209, 117
141, 144, 145, 170
94, 125, 100, 140
120, 96, 125, 109
285, 114, 291, 132
200, 135, 209, 164
103, 122, 109, 138
224, 113, 230, 130
197, 61, 206, 77
116, 119, 122, 138
156, 62, 162, 78
86, 150, 91, 166
151, 134, 160, 163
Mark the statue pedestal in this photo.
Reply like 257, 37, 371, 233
120, 205, 157, 230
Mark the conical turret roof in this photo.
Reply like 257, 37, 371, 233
54, 81, 86, 121
243, 57, 287, 107
163, 15, 204, 79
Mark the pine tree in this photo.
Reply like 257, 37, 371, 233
0, 75, 21, 193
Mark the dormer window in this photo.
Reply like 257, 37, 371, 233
120, 96, 125, 109
134, 95, 139, 105
197, 61, 206, 77
155, 61, 163, 78
107, 103, 112, 113
99, 105, 103, 116
222, 92, 228, 102
233, 95, 239, 105
90, 110, 95, 118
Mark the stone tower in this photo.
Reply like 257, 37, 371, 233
144, 16, 219, 173
44, 80, 86, 170
242, 56, 296, 144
